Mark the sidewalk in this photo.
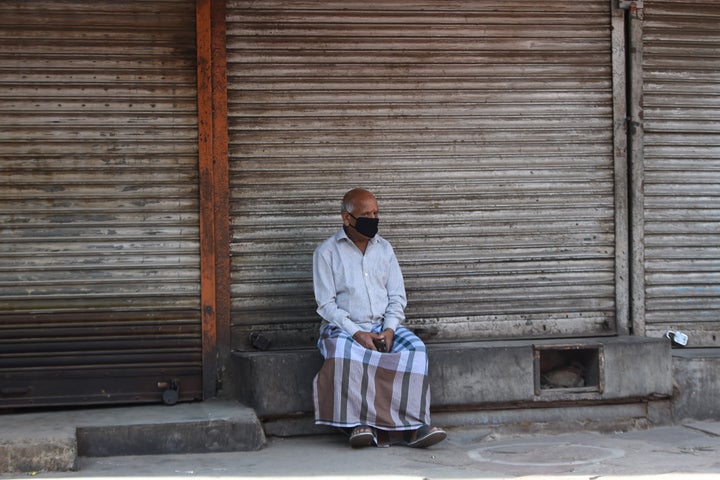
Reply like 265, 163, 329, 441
3, 419, 720, 479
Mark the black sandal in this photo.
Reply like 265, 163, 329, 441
349, 425, 376, 448
406, 425, 447, 448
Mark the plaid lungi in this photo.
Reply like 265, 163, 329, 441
313, 323, 431, 431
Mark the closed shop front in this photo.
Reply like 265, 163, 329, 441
639, 1, 720, 346
226, 0, 628, 350
0, 1, 202, 407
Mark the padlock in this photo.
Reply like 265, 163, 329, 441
665, 330, 688, 347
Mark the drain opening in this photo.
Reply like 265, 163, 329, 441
534, 344, 604, 395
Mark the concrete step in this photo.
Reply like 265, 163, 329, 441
0, 400, 265, 474
262, 399, 674, 438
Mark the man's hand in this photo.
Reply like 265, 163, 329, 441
379, 328, 394, 352
352, 331, 381, 350
352, 329, 394, 352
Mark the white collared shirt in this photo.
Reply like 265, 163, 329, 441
313, 228, 407, 337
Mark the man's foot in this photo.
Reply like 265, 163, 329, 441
406, 425, 447, 448
349, 425, 376, 448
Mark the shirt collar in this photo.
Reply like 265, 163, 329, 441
336, 227, 378, 245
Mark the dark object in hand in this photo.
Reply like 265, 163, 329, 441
374, 338, 387, 352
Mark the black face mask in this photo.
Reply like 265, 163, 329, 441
348, 213, 379, 239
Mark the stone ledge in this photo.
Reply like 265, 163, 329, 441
229, 336, 673, 419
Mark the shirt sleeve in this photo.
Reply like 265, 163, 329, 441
312, 244, 362, 337
381, 246, 407, 332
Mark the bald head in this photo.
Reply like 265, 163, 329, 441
341, 188, 380, 243
341, 188, 377, 215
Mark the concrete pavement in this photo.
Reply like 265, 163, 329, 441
3, 420, 720, 479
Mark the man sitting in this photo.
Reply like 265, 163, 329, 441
312, 188, 446, 448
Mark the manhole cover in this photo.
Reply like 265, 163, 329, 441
468, 442, 625, 467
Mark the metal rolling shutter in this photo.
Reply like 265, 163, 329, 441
0, 1, 202, 406
227, 0, 619, 349
642, 1, 720, 346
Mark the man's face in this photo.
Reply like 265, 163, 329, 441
351, 196, 379, 220
343, 193, 379, 238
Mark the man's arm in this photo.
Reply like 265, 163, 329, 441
313, 247, 361, 337
381, 248, 407, 332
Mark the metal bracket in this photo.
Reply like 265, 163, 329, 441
618, 0, 643, 10
625, 116, 641, 133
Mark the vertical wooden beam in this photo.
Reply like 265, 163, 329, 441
197, 0, 230, 399
211, 0, 231, 382
197, 0, 217, 399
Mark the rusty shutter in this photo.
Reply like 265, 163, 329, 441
641, 1, 720, 346
226, 0, 621, 349
0, 1, 202, 407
